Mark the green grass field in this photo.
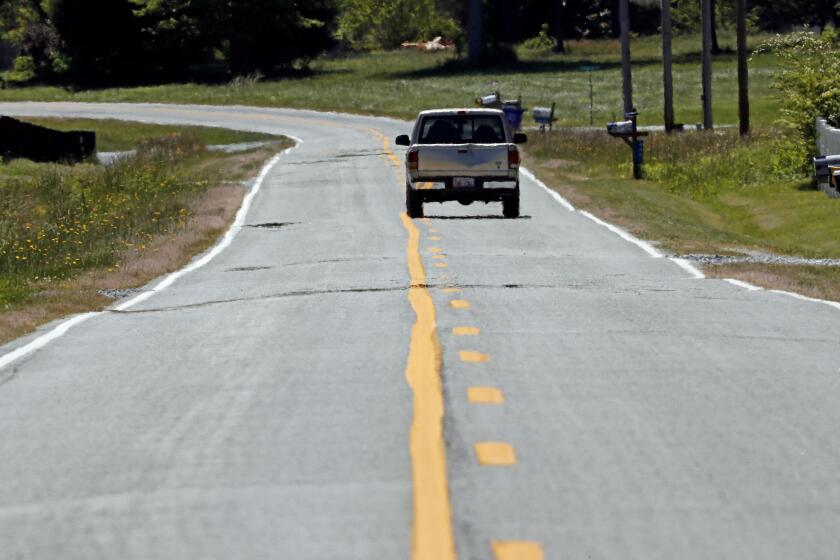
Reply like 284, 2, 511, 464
0, 32, 780, 127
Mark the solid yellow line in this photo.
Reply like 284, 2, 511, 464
475, 442, 517, 466
491, 541, 544, 560
459, 350, 490, 363
399, 212, 457, 560
450, 299, 470, 309
468, 387, 504, 404
453, 326, 479, 336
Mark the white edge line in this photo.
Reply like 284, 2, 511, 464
668, 257, 706, 279
521, 167, 575, 212
577, 210, 663, 259
0, 143, 298, 371
724, 278, 762, 291
0, 312, 99, 370
769, 289, 840, 310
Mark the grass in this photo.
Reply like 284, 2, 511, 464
0, 121, 291, 344
0, 31, 781, 127
16, 117, 280, 151
524, 128, 840, 300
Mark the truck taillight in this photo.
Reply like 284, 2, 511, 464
408, 149, 419, 171
508, 147, 520, 168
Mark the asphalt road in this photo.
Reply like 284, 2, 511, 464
1, 103, 839, 560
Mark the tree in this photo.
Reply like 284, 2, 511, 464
337, 0, 458, 50
467, 0, 482, 63
229, 0, 337, 76
131, 0, 226, 78
0, 0, 63, 82
51, 0, 143, 83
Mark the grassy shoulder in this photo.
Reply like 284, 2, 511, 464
17, 117, 280, 151
524, 128, 840, 301
0, 31, 780, 127
0, 122, 292, 345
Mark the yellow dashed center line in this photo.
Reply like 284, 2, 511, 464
468, 387, 504, 404
369, 127, 540, 559
433, 255, 447, 260
398, 213, 457, 560
429, 247, 444, 253
475, 442, 517, 466
441, 287, 462, 294
491, 541, 544, 560
459, 350, 490, 363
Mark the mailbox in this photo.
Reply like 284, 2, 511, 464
813, 155, 840, 182
607, 120, 634, 137
605, 109, 646, 180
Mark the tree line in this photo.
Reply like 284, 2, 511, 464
1, 0, 838, 85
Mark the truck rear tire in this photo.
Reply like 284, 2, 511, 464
406, 184, 424, 218
502, 193, 519, 219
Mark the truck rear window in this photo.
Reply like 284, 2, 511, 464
418, 115, 506, 144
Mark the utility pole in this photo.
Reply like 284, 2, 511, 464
736, 0, 750, 136
552, 0, 565, 53
701, 0, 713, 130
661, 0, 675, 131
619, 0, 633, 114
468, 0, 483, 65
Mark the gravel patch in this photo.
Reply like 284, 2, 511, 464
675, 252, 840, 267
98, 288, 143, 300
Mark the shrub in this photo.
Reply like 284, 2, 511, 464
755, 30, 840, 143
521, 24, 557, 52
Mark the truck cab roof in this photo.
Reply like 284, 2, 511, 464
417, 108, 505, 118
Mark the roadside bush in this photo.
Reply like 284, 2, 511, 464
755, 30, 840, 143
521, 24, 557, 52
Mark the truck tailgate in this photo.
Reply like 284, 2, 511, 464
417, 145, 510, 177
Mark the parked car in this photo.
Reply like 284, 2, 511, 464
395, 109, 527, 218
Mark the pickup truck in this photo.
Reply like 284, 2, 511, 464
395, 109, 527, 218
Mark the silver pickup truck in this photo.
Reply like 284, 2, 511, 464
395, 109, 527, 218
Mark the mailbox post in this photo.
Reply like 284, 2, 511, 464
607, 109, 648, 180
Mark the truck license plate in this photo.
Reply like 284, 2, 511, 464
453, 177, 475, 188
